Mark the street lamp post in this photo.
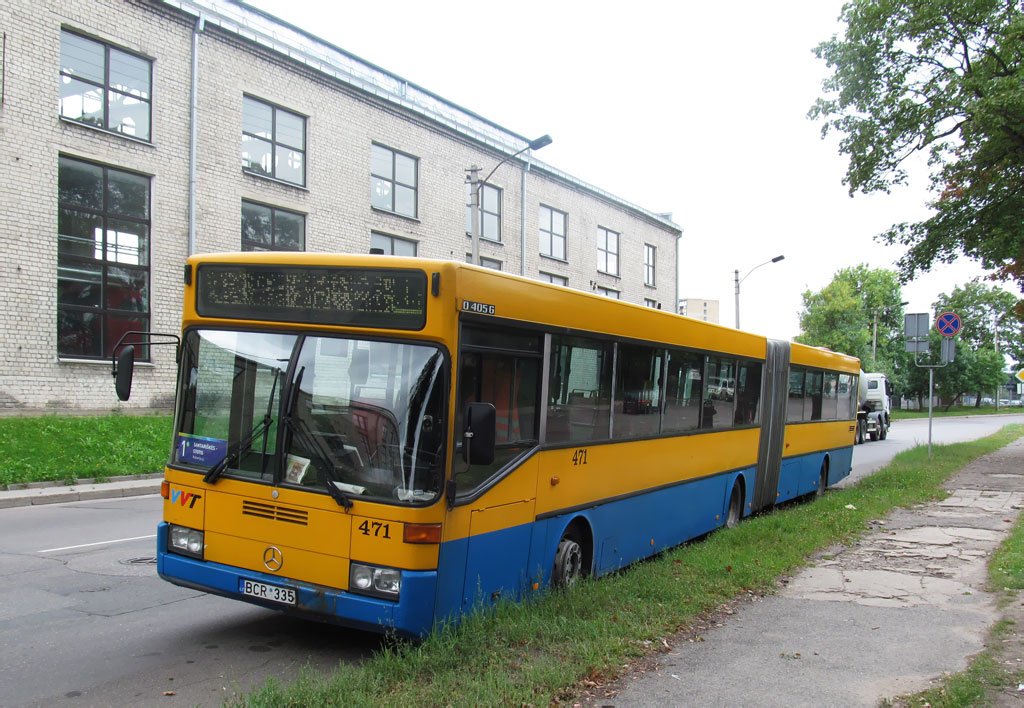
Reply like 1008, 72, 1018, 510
872, 301, 909, 362
995, 311, 1007, 412
468, 134, 552, 266
734, 255, 784, 329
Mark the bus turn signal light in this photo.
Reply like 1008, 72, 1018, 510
403, 523, 441, 544
161, 480, 170, 499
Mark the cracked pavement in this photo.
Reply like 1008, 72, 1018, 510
601, 437, 1024, 707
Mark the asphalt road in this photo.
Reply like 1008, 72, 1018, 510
1, 413, 1021, 707
0, 495, 383, 708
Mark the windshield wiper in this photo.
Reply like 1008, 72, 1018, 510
282, 415, 353, 510
204, 369, 280, 484
278, 366, 352, 510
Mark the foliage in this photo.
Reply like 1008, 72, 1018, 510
796, 264, 905, 373
0, 415, 172, 486
934, 280, 1024, 369
810, 0, 1024, 301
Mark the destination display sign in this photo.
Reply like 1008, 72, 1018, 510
196, 264, 428, 330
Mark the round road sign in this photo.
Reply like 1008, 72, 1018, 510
936, 312, 961, 337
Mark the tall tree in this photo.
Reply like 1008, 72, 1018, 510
932, 281, 1022, 403
796, 265, 905, 373
810, 0, 1024, 301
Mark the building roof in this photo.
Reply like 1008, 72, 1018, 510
158, 0, 681, 233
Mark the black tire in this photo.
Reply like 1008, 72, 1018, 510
726, 484, 743, 528
552, 531, 584, 589
869, 429, 879, 441
879, 421, 888, 440
855, 419, 865, 445
816, 462, 828, 498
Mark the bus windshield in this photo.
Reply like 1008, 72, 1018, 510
175, 329, 447, 505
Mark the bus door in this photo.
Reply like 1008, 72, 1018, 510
452, 325, 542, 609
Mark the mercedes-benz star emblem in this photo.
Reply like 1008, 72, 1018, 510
263, 546, 283, 572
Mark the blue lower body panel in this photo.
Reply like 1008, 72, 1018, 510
156, 523, 436, 637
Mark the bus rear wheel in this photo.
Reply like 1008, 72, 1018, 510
726, 484, 743, 528
816, 461, 829, 498
552, 531, 584, 589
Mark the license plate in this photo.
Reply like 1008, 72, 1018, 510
239, 578, 296, 605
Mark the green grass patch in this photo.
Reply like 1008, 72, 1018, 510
235, 425, 1024, 708
893, 404, 1023, 419
0, 414, 172, 486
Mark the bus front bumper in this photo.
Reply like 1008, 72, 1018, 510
155, 522, 437, 637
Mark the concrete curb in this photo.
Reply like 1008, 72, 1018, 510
0, 475, 163, 509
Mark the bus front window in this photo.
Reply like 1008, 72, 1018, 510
176, 330, 296, 482
282, 337, 446, 504
175, 330, 447, 505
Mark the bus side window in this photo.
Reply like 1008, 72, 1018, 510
547, 335, 613, 443
454, 327, 541, 491
788, 366, 805, 422
735, 361, 762, 425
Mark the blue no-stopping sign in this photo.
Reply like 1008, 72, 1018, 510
935, 312, 961, 337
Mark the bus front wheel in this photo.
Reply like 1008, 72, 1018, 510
552, 531, 584, 589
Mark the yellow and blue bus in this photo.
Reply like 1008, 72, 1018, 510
113, 252, 860, 637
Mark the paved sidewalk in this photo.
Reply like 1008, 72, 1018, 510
0, 474, 162, 508
593, 438, 1024, 707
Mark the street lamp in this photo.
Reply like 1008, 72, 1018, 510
995, 311, 1008, 412
468, 134, 552, 266
872, 301, 909, 361
734, 255, 784, 329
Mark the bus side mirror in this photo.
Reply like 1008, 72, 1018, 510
114, 346, 135, 401
462, 402, 496, 466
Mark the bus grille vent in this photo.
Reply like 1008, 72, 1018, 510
242, 501, 308, 526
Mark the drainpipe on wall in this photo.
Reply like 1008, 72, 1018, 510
521, 158, 530, 276
188, 15, 204, 256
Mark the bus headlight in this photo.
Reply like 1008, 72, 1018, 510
349, 562, 401, 600
169, 524, 204, 559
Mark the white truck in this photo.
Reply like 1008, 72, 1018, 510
855, 371, 892, 444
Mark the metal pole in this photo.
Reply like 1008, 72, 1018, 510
872, 312, 878, 362
995, 313, 1002, 412
928, 368, 934, 458
734, 269, 740, 329
468, 165, 481, 266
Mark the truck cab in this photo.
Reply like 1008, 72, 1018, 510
856, 371, 892, 443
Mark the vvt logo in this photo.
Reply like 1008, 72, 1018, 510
170, 489, 202, 508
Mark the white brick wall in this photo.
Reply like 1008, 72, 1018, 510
0, 0, 681, 413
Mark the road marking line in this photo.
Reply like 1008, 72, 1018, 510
38, 534, 157, 553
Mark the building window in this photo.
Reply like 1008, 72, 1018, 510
241, 201, 304, 251
644, 244, 656, 286
645, 298, 658, 308
465, 254, 502, 270
371, 231, 417, 256
540, 272, 568, 287
242, 95, 306, 186
371, 144, 418, 218
59, 31, 152, 141
539, 205, 566, 260
57, 156, 150, 360
465, 183, 502, 241
597, 226, 619, 275
596, 286, 620, 299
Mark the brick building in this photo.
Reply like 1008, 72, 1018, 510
0, 0, 682, 413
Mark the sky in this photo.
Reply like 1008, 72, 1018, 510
245, 0, 1000, 341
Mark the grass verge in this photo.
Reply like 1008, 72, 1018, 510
236, 425, 1024, 708
0, 414, 172, 486
893, 405, 1023, 420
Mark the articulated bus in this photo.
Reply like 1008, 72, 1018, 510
113, 253, 860, 637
